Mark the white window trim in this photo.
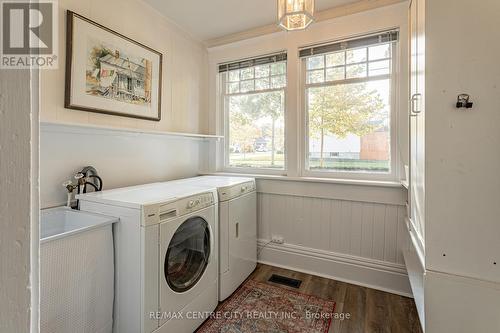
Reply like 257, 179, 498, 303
215, 33, 402, 183
218, 60, 288, 175
299, 43, 401, 182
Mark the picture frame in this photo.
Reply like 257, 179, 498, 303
65, 11, 163, 121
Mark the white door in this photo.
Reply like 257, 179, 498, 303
228, 191, 257, 271
409, 0, 426, 246
164, 216, 211, 292
159, 207, 216, 327
220, 191, 257, 299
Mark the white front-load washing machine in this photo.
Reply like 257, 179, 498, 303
77, 182, 218, 333
157, 190, 218, 333
170, 176, 257, 300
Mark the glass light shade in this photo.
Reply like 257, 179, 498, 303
277, 0, 315, 31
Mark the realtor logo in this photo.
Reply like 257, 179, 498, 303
1, 0, 58, 68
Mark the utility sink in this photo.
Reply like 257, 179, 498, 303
40, 206, 118, 332
40, 206, 118, 243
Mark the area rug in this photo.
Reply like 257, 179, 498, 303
197, 279, 336, 333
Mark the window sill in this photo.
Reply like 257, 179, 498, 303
202, 172, 403, 188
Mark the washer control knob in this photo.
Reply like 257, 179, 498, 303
187, 200, 195, 208
241, 186, 247, 192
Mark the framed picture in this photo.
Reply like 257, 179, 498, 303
65, 11, 162, 121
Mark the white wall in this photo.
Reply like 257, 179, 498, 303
425, 271, 500, 332
40, 124, 206, 208
42, 0, 209, 134
40, 0, 210, 208
204, 3, 411, 295
425, 0, 500, 284
422, 0, 500, 331
0, 70, 38, 331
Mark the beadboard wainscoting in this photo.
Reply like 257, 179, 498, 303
255, 179, 412, 296
40, 123, 209, 208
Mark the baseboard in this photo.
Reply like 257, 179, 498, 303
258, 239, 413, 297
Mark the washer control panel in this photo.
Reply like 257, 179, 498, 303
142, 191, 215, 226
177, 192, 214, 216
184, 192, 214, 210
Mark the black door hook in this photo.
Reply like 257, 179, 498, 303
456, 94, 473, 109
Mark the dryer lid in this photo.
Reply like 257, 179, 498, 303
170, 176, 256, 201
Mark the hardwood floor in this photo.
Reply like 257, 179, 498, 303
248, 264, 423, 333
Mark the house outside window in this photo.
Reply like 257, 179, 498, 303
219, 53, 287, 171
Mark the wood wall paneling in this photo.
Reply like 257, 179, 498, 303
257, 193, 409, 267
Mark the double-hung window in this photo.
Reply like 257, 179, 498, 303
219, 52, 287, 171
300, 30, 399, 179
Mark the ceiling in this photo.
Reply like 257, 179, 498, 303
143, 0, 362, 42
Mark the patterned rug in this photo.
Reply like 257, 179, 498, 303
197, 279, 336, 333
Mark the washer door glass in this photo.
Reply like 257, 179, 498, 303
165, 217, 211, 293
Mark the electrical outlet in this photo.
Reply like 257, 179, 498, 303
271, 236, 284, 244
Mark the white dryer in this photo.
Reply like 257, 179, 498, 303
77, 182, 218, 333
171, 176, 257, 300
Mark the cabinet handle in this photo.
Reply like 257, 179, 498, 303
411, 93, 422, 115
235, 222, 239, 238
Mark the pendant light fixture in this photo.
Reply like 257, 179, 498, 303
277, 0, 315, 31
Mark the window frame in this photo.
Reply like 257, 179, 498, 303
219, 57, 288, 175
299, 42, 400, 181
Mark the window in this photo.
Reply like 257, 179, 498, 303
220, 53, 287, 170
301, 31, 398, 177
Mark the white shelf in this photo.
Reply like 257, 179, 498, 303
40, 121, 223, 140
